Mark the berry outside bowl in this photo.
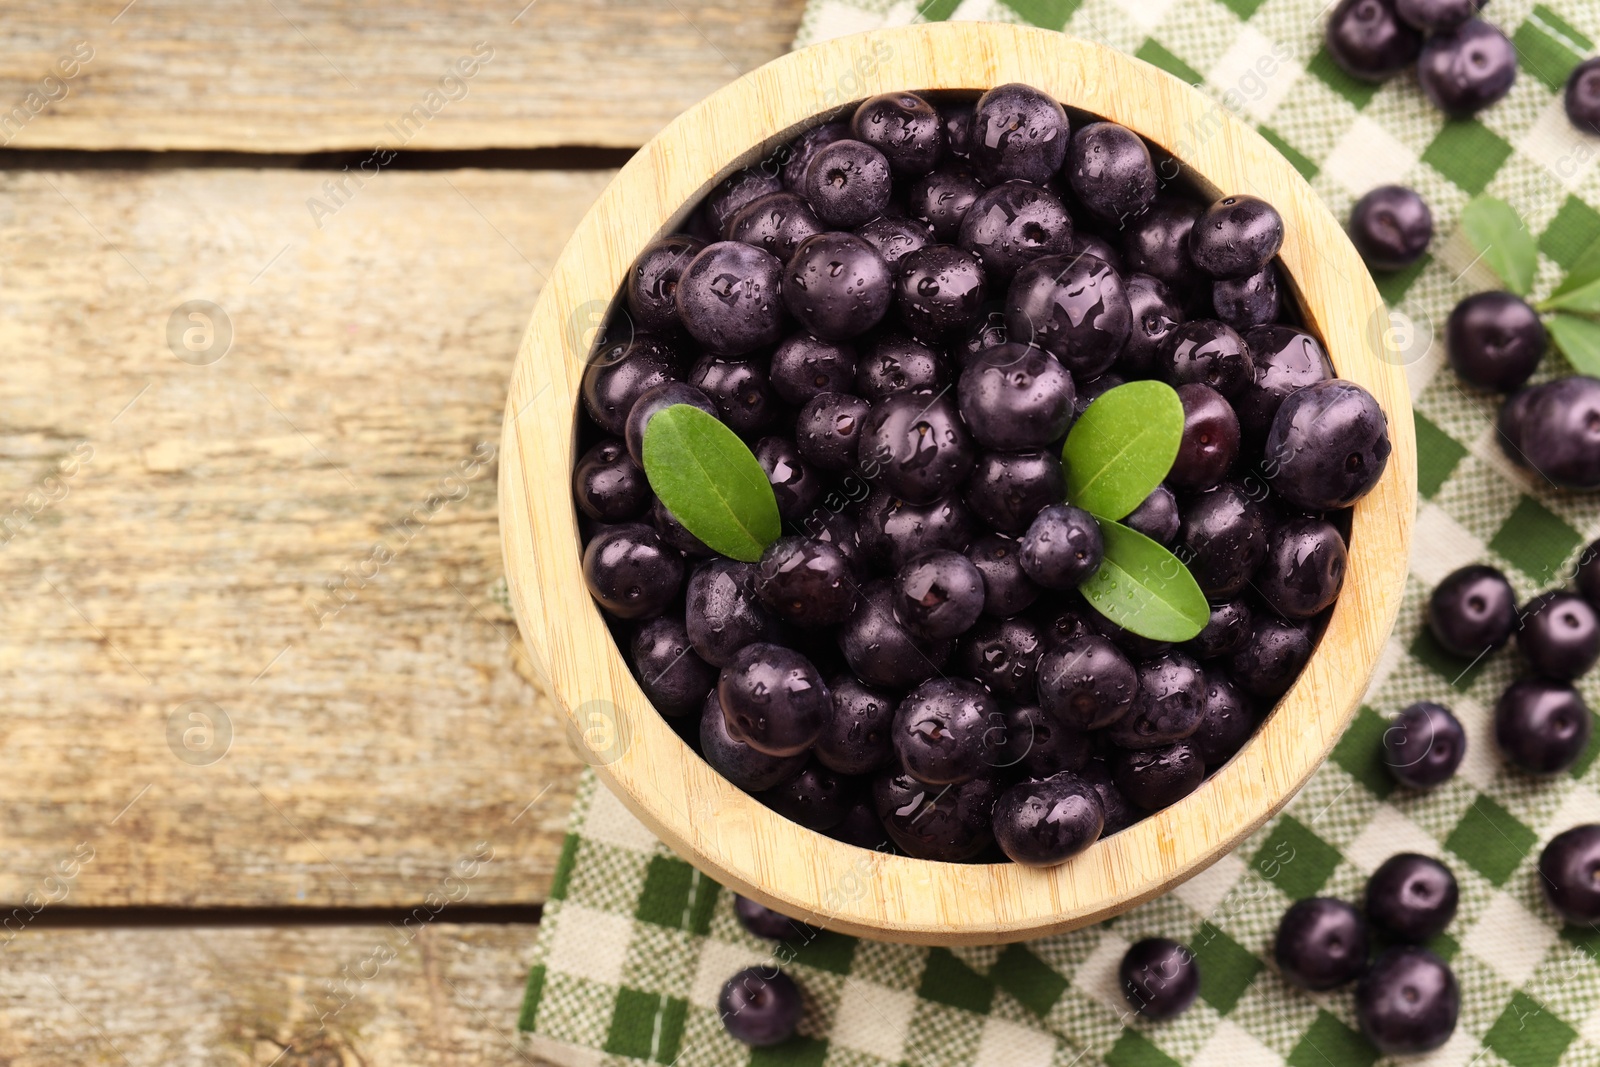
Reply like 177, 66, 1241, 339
499, 21, 1417, 945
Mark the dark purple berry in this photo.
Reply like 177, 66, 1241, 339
1159, 319, 1253, 397
625, 380, 718, 464
782, 122, 850, 193
718, 643, 829, 757
956, 615, 1044, 703
1185, 598, 1254, 660
816, 676, 895, 775
1170, 383, 1241, 492
969, 83, 1070, 186
957, 181, 1074, 283
893, 677, 996, 785
1121, 939, 1200, 1020
1326, 0, 1423, 82
872, 771, 999, 861
964, 450, 1068, 535
1520, 376, 1600, 490
1082, 760, 1138, 834
1122, 199, 1199, 289
633, 615, 717, 715
1567, 58, 1600, 135
582, 338, 678, 435
858, 393, 975, 505
1067, 121, 1156, 225
1349, 186, 1433, 271
1396, 0, 1481, 31
1124, 485, 1180, 545
958, 343, 1075, 451
1006, 253, 1132, 379
967, 534, 1042, 617
801, 139, 893, 229
1107, 653, 1206, 749
1494, 678, 1592, 775
1193, 675, 1254, 768
838, 580, 952, 690
1020, 504, 1104, 591
856, 490, 976, 570
998, 704, 1092, 776
1275, 897, 1370, 991
754, 436, 822, 522
1517, 592, 1600, 680
1075, 371, 1126, 417
583, 522, 683, 620
1037, 634, 1138, 729
1384, 701, 1466, 790
1258, 516, 1348, 620
573, 438, 651, 522
1579, 542, 1600, 608
762, 761, 853, 831
1114, 742, 1204, 811
1212, 265, 1281, 331
895, 244, 987, 341
1189, 195, 1283, 280
855, 214, 931, 267
1177, 481, 1272, 600
1072, 234, 1124, 272
734, 895, 812, 940
756, 536, 858, 628
830, 800, 891, 850
994, 773, 1104, 867
941, 103, 974, 159
1417, 19, 1516, 118
701, 689, 806, 792
908, 168, 983, 241
1120, 274, 1185, 380
1367, 853, 1458, 941
1264, 379, 1392, 510
769, 334, 857, 405
727, 192, 825, 262
1446, 292, 1546, 392
796, 392, 870, 471
855, 332, 947, 401
689, 356, 778, 437
719, 967, 802, 1047
676, 241, 785, 357
652, 497, 715, 558
706, 170, 784, 234
1236, 325, 1333, 444
686, 560, 786, 667
1355, 948, 1458, 1055
627, 234, 703, 333
1228, 616, 1314, 700
1539, 824, 1600, 923
1497, 385, 1539, 466
893, 550, 986, 641
784, 232, 892, 341
852, 91, 944, 176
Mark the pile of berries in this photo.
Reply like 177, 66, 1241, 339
574, 84, 1392, 869
1324, 0, 1515, 118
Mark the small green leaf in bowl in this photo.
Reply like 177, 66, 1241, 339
1459, 195, 1537, 297
1079, 519, 1209, 642
1062, 380, 1184, 521
640, 405, 780, 562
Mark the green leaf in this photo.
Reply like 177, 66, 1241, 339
1550, 233, 1600, 300
1459, 195, 1538, 296
1078, 520, 1209, 643
1540, 274, 1600, 314
1546, 312, 1600, 376
640, 405, 780, 562
1062, 380, 1184, 521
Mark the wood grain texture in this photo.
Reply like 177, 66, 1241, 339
0, 165, 606, 906
0, 922, 546, 1064
500, 23, 1419, 944
0, 0, 803, 152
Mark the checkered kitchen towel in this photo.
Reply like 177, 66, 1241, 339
520, 2, 1600, 1065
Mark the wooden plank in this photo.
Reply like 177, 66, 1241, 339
0, 0, 805, 152
0, 166, 609, 906
0, 922, 548, 1064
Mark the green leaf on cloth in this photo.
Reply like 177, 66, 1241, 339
1547, 311, 1600, 376
1460, 195, 1538, 297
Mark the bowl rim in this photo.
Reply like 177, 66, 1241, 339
499, 21, 1416, 944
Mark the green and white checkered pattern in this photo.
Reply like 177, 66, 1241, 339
520, 1, 1600, 1064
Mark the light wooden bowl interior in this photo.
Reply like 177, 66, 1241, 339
499, 22, 1417, 944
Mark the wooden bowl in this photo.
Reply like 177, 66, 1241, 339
499, 22, 1416, 944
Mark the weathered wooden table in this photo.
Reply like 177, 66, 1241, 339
0, 2, 803, 1059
